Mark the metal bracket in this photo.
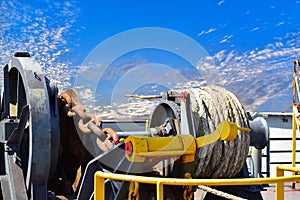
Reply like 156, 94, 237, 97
180, 92, 197, 137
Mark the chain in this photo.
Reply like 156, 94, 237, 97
183, 173, 195, 200
128, 181, 139, 200
58, 89, 119, 152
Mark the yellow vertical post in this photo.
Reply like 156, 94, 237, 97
145, 119, 149, 131
94, 172, 105, 200
156, 181, 164, 200
276, 165, 284, 200
292, 108, 297, 189
292, 60, 299, 189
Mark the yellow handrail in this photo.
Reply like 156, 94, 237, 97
293, 60, 300, 104
94, 164, 300, 200
292, 60, 300, 188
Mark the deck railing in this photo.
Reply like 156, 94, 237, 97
94, 164, 300, 200
292, 60, 300, 188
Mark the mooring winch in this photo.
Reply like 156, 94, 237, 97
0, 53, 268, 200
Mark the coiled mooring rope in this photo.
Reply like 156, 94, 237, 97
190, 86, 250, 178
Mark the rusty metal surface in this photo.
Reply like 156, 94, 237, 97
58, 89, 119, 152
47, 88, 120, 197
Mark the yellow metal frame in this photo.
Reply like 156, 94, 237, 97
125, 121, 250, 164
195, 121, 250, 146
125, 134, 196, 163
292, 60, 300, 188
94, 165, 300, 200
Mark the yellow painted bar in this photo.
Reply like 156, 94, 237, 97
291, 60, 300, 189
95, 171, 300, 186
125, 121, 250, 164
95, 165, 300, 200
293, 75, 299, 103
292, 107, 297, 170
195, 127, 220, 147
276, 165, 284, 200
292, 107, 297, 190
125, 134, 196, 163
294, 74, 300, 103
131, 150, 195, 157
145, 119, 148, 131
196, 121, 250, 147
157, 181, 163, 200
294, 60, 300, 103
277, 164, 300, 172
94, 171, 105, 200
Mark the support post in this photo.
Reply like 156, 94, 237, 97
292, 107, 297, 189
94, 172, 105, 200
252, 148, 262, 178
156, 181, 164, 200
276, 165, 284, 200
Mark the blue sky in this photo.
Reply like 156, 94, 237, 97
1, 0, 300, 112
73, 0, 300, 59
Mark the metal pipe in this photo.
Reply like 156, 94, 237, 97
94, 170, 300, 186
95, 166, 300, 200
276, 165, 284, 200
116, 131, 152, 138
292, 106, 297, 189
157, 181, 163, 200
94, 173, 105, 200
252, 148, 262, 178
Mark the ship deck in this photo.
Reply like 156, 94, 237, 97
193, 183, 300, 200
261, 183, 300, 200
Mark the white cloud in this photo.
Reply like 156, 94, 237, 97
215, 50, 226, 60
275, 42, 284, 47
218, 0, 225, 6
276, 22, 285, 26
219, 34, 233, 43
251, 27, 260, 32
197, 29, 300, 111
0, 0, 79, 91
198, 28, 216, 36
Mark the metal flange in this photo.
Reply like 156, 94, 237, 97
3, 55, 52, 199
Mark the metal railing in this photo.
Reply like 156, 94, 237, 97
292, 60, 300, 188
94, 164, 300, 200
261, 136, 300, 175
